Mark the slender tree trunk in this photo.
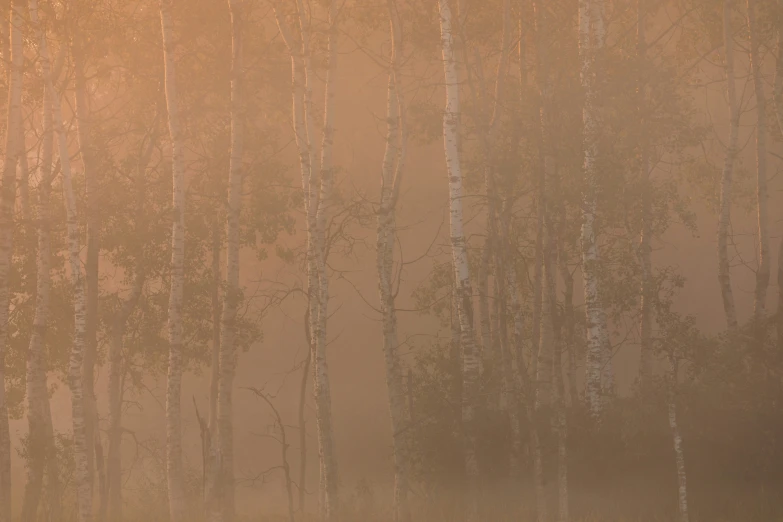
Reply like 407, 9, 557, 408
211, 220, 221, 435
159, 1, 187, 519
311, 2, 341, 519
41, 70, 61, 520
775, 0, 783, 135
377, 5, 410, 518
203, 219, 222, 520
579, 0, 610, 421
777, 239, 783, 352
30, 0, 92, 518
217, 3, 244, 521
273, 10, 317, 519
555, 320, 568, 522
298, 342, 310, 517
637, 0, 653, 385
718, 0, 739, 332
107, 131, 153, 522
21, 72, 57, 522
18, 125, 29, 220
439, 0, 481, 515
558, 250, 577, 406
496, 203, 523, 475
667, 355, 689, 522
746, 0, 769, 325
72, 28, 100, 498
0, 3, 22, 519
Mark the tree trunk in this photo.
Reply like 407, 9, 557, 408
72, 27, 100, 498
439, 0, 481, 516
555, 325, 569, 522
312, 2, 341, 519
298, 344, 310, 517
21, 70, 57, 522
775, 0, 783, 135
579, 0, 610, 421
667, 355, 689, 522
0, 3, 22, 519
718, 0, 739, 332
777, 238, 783, 352
558, 250, 577, 406
218, 2, 244, 520
159, 1, 187, 519
377, 5, 410, 518
746, 0, 769, 326
637, 0, 653, 386
30, 0, 92, 517
210, 220, 221, 437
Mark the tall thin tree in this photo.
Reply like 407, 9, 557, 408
0, 3, 23, 519
159, 0, 187, 519
218, 1, 245, 519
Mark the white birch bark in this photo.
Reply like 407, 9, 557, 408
578, 0, 610, 420
72, 30, 100, 492
276, 2, 340, 518
667, 355, 689, 522
439, 0, 481, 514
21, 72, 57, 522
29, 0, 92, 518
273, 8, 320, 518
718, 0, 739, 332
313, 2, 340, 517
0, 4, 22, 519
377, 4, 410, 518
746, 0, 769, 325
218, 2, 244, 519
159, 1, 187, 519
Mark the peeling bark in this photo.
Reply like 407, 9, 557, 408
21, 71, 56, 522
718, 0, 739, 331
579, 0, 610, 420
159, 1, 187, 519
667, 356, 689, 522
746, 0, 769, 326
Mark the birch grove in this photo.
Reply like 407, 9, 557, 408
0, 0, 779, 520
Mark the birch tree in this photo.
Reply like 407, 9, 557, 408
274, 1, 341, 517
718, 0, 739, 331
20, 60, 61, 522
637, 0, 653, 385
159, 1, 187, 519
0, 3, 23, 519
217, 1, 245, 519
71, 18, 100, 490
376, 2, 410, 519
29, 0, 93, 518
667, 353, 689, 522
438, 0, 480, 513
745, 0, 769, 326
579, 0, 611, 419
